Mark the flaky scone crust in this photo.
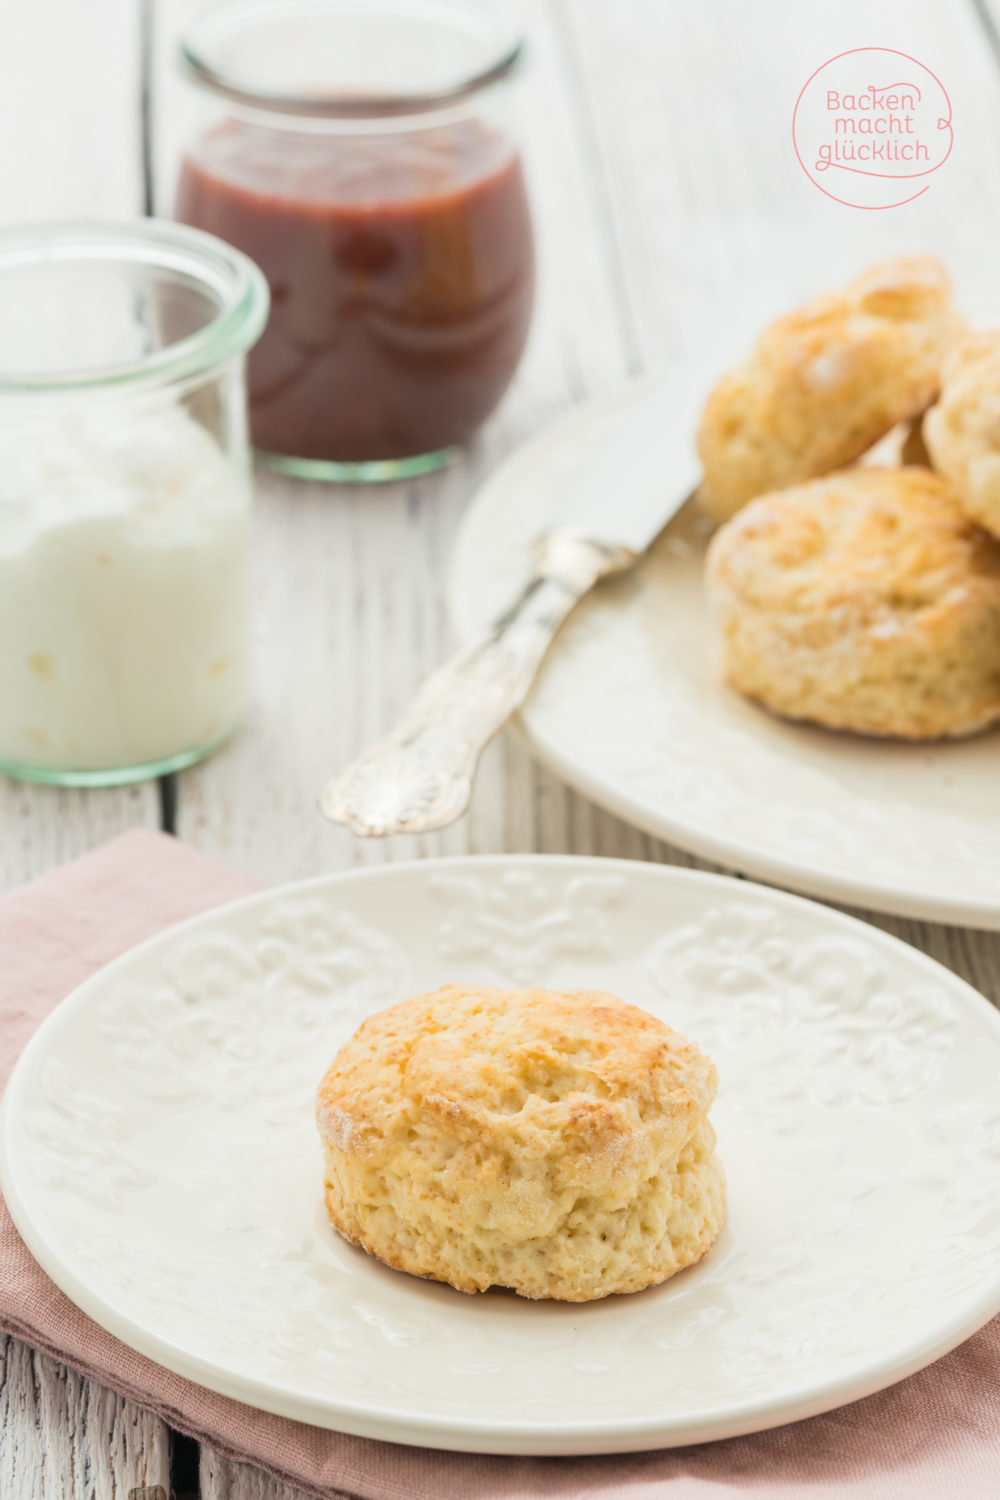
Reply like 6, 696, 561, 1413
697, 255, 964, 521
706, 466, 1000, 739
925, 331, 1000, 538
316, 985, 725, 1301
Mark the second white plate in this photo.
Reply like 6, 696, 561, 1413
4, 857, 1000, 1454
449, 380, 1000, 928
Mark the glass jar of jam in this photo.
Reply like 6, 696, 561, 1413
174, 0, 536, 482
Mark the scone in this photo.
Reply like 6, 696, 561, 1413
316, 984, 725, 1301
925, 331, 1000, 538
706, 467, 1000, 740
697, 256, 964, 522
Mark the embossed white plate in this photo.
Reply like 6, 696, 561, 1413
449, 382, 1000, 928
4, 856, 1000, 1454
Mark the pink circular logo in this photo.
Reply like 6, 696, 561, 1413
793, 48, 952, 209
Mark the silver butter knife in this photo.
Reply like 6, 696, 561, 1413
320, 372, 704, 837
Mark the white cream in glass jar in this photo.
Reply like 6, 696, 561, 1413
0, 221, 268, 784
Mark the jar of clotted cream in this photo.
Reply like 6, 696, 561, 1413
0, 220, 268, 785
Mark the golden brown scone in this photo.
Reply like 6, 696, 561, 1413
316, 984, 725, 1301
924, 332, 1000, 537
705, 467, 1000, 740
697, 256, 964, 521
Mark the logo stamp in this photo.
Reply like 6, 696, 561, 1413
793, 48, 952, 209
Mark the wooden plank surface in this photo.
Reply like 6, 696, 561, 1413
0, 1342, 171, 1500
0, 0, 142, 220
199, 1448, 311, 1500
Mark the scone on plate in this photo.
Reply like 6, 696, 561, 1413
697, 256, 964, 522
706, 467, 1000, 740
925, 331, 1000, 538
316, 984, 725, 1301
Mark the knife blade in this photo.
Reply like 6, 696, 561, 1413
542, 365, 705, 554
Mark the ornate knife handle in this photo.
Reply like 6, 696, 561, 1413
320, 530, 635, 837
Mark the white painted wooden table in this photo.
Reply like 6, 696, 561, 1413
4, 1, 1000, 1495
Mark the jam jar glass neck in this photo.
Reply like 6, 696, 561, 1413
180, 0, 524, 121
176, 0, 535, 482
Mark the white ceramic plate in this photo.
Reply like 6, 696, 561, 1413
4, 856, 1000, 1454
448, 381, 1000, 928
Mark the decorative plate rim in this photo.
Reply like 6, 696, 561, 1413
4, 854, 1000, 1454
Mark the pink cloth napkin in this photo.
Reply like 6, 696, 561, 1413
1, 830, 999, 1499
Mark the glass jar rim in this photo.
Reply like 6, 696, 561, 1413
0, 219, 269, 395
180, 0, 524, 120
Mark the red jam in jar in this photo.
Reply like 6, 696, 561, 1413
175, 0, 534, 477
176, 118, 534, 467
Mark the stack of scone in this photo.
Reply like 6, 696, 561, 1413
317, 984, 725, 1301
700, 255, 1000, 740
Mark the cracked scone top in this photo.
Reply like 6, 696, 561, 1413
316, 984, 725, 1301
696, 254, 964, 521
